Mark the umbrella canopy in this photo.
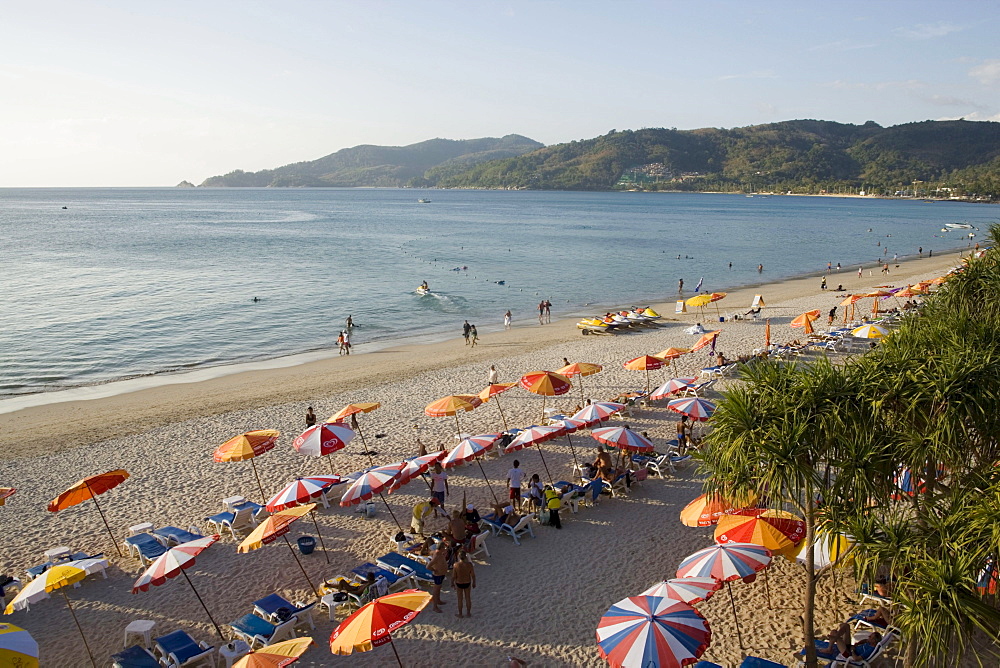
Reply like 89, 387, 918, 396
790, 310, 820, 329
571, 402, 625, 427
519, 370, 572, 396
796, 531, 855, 571
656, 347, 691, 360
330, 589, 432, 665
328, 402, 381, 423
591, 426, 654, 454
48, 469, 129, 556
214, 430, 280, 462
504, 425, 564, 453
389, 452, 446, 493
233, 638, 314, 668
340, 464, 405, 506
0, 623, 38, 668
552, 417, 587, 434
685, 294, 713, 307
691, 331, 721, 352
623, 355, 665, 371
709, 292, 727, 303
478, 383, 516, 403
425, 395, 482, 435
667, 398, 716, 422
715, 509, 806, 560
676, 543, 772, 582
680, 493, 754, 527
0, 488, 16, 506
442, 434, 501, 468
640, 577, 721, 605
650, 378, 697, 401
896, 285, 927, 297
852, 324, 888, 339
840, 294, 865, 306
292, 423, 354, 458
266, 476, 344, 512
238, 505, 316, 552
596, 595, 711, 668
556, 362, 603, 378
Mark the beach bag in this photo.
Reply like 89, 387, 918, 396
539, 508, 551, 524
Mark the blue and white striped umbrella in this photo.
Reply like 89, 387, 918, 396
676, 542, 772, 582
596, 595, 711, 668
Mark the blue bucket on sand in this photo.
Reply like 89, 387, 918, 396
297, 536, 316, 555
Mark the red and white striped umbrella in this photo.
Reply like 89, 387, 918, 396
570, 402, 625, 427
266, 475, 344, 512
667, 397, 716, 421
340, 463, 405, 506
551, 417, 587, 434
132, 535, 224, 637
292, 422, 355, 457
389, 452, 446, 494
650, 377, 697, 401
442, 434, 501, 468
591, 426, 655, 453
504, 425, 564, 453
640, 577, 722, 605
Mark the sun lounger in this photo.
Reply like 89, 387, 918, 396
468, 529, 491, 560
740, 658, 786, 668
205, 506, 255, 539
228, 613, 298, 649
153, 526, 204, 546
124, 534, 168, 564
252, 593, 316, 630
495, 514, 535, 545
376, 552, 435, 585
350, 563, 413, 591
153, 630, 214, 668
112, 645, 160, 668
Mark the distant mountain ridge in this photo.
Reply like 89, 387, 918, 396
199, 135, 543, 187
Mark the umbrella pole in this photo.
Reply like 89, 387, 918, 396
453, 413, 461, 439
354, 421, 376, 467
534, 444, 553, 484
281, 534, 318, 595
494, 395, 510, 432
61, 590, 97, 668
310, 510, 331, 564
327, 455, 337, 476
541, 396, 546, 424
388, 635, 405, 668
565, 434, 581, 478
249, 458, 266, 503
378, 492, 404, 532
727, 581, 744, 650
475, 459, 499, 504
180, 567, 225, 638
86, 483, 123, 557
578, 376, 585, 404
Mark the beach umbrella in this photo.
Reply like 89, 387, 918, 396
764, 319, 771, 348
978, 558, 998, 596
556, 362, 603, 403
442, 434, 501, 503
0, 488, 15, 506
329, 403, 381, 465
676, 543, 772, 649
214, 430, 280, 502
667, 397, 716, 422
685, 293, 713, 318
478, 382, 517, 431
571, 401, 625, 428
715, 509, 806, 560
595, 594, 711, 668
292, 423, 355, 474
330, 589, 432, 666
238, 504, 318, 594
132, 535, 224, 638
591, 426, 654, 453
48, 469, 129, 557
551, 417, 587, 473
650, 377, 697, 401
4, 564, 96, 667
852, 324, 888, 339
680, 493, 755, 527
340, 463, 405, 531
893, 466, 945, 498
505, 425, 563, 483
655, 347, 691, 374
389, 452, 446, 494
0, 623, 38, 667
790, 310, 821, 335
234, 637, 315, 668
796, 531, 855, 571
425, 394, 481, 436
691, 330, 721, 353
623, 355, 665, 394
267, 476, 344, 563
709, 291, 727, 316
640, 577, 722, 605
519, 371, 572, 421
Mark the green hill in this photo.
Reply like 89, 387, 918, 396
199, 135, 543, 187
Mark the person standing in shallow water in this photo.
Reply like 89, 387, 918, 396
463, 320, 471, 345
678, 278, 684, 293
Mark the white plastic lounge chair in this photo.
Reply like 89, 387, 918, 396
496, 514, 535, 545
153, 630, 214, 668
830, 628, 898, 668
252, 593, 316, 631
124, 534, 167, 564
469, 530, 491, 560
205, 506, 254, 539
152, 526, 204, 546
229, 613, 298, 649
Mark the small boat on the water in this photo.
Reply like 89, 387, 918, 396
944, 223, 975, 230
418, 198, 431, 203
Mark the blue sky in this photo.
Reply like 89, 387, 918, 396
2, 1, 998, 186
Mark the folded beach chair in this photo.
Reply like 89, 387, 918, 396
205, 506, 255, 539
153, 630, 214, 668
124, 533, 168, 564
229, 613, 298, 649
252, 593, 316, 630
112, 644, 160, 668
153, 526, 204, 546
376, 552, 435, 585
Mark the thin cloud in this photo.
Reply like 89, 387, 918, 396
893, 22, 963, 40
821, 79, 925, 91
969, 60, 1000, 86
807, 39, 878, 52
920, 94, 985, 110
938, 112, 1000, 122
717, 70, 778, 82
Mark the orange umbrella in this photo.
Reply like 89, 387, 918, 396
238, 504, 318, 594
519, 371, 572, 421
48, 469, 129, 556
896, 285, 926, 298
790, 310, 820, 335
680, 493, 754, 527
557, 362, 603, 403
425, 394, 482, 434
329, 403, 381, 465
479, 383, 517, 430
213, 430, 280, 501
656, 347, 691, 373
0, 487, 16, 506
764, 319, 771, 348
691, 330, 721, 353
234, 638, 314, 668
709, 292, 727, 316
715, 509, 806, 560
623, 355, 665, 394
330, 590, 432, 666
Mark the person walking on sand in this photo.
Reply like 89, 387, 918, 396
543, 299, 551, 323
858, 266, 863, 278
305, 406, 317, 429
430, 464, 449, 509
507, 460, 525, 511
821, 276, 827, 291
451, 549, 476, 618
504, 310, 512, 330
342, 329, 351, 354
488, 364, 498, 385
429, 545, 449, 613
469, 324, 479, 347
463, 320, 471, 345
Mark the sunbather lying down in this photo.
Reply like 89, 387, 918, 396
816, 624, 882, 661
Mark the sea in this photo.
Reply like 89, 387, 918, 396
1, 188, 993, 409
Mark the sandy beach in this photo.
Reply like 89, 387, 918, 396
0, 250, 964, 667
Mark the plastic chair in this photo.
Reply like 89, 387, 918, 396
153, 630, 214, 668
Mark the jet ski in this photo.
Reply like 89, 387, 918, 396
577, 318, 615, 333
415, 286, 430, 295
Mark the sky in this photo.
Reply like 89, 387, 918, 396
2, 1, 999, 186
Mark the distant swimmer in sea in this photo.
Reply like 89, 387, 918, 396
252, 297, 261, 303
346, 314, 354, 328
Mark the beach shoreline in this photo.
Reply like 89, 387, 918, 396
0, 248, 965, 458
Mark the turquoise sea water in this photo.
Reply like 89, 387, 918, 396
0, 188, 993, 398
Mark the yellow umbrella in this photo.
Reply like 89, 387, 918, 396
557, 362, 603, 403
852, 324, 888, 339
233, 637, 314, 667
329, 403, 381, 465
425, 394, 482, 435
0, 623, 38, 668
4, 565, 95, 667
238, 504, 318, 594
685, 294, 713, 318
